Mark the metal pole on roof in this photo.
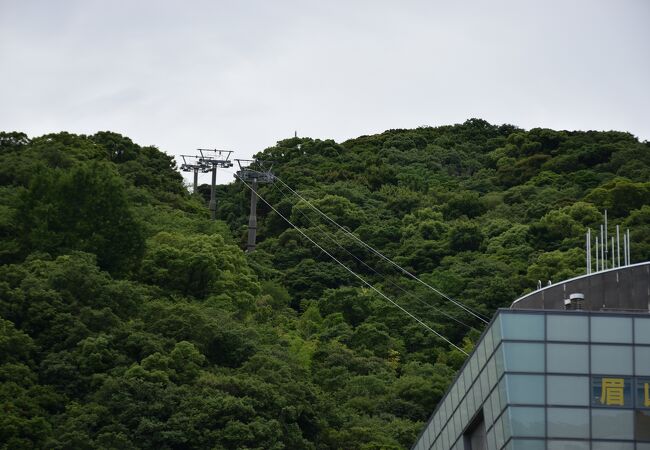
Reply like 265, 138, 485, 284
595, 237, 599, 271
601, 226, 605, 270
616, 225, 621, 267
603, 210, 609, 269
589, 229, 593, 272
585, 231, 588, 274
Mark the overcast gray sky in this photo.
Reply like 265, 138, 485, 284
1, 0, 648, 185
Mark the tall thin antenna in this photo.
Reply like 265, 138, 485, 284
586, 211, 636, 271
600, 225, 605, 270
603, 210, 609, 269
586, 229, 591, 274
627, 229, 631, 264
589, 229, 593, 272
616, 225, 621, 267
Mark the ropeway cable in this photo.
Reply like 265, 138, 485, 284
275, 175, 489, 323
224, 166, 476, 335
234, 173, 469, 356
266, 174, 490, 324
267, 180, 481, 333
229, 166, 476, 331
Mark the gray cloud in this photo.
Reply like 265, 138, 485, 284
1, 0, 648, 185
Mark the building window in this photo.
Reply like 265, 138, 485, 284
503, 343, 544, 372
591, 316, 633, 343
508, 406, 545, 437
547, 375, 589, 406
505, 374, 545, 404
591, 408, 634, 439
463, 410, 486, 450
547, 440, 589, 450
636, 346, 650, 376
547, 314, 588, 342
501, 313, 544, 340
634, 318, 650, 344
547, 407, 589, 439
591, 345, 633, 375
511, 439, 545, 450
547, 343, 589, 373
636, 409, 650, 441
591, 442, 634, 450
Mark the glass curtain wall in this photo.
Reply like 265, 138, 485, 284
412, 310, 650, 450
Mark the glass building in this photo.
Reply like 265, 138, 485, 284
412, 260, 650, 450
411, 309, 650, 450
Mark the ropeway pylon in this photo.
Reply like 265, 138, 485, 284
235, 159, 275, 252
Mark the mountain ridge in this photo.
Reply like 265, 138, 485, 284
1, 120, 649, 448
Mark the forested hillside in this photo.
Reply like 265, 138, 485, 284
1, 120, 649, 449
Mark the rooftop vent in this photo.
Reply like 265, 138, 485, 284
564, 293, 585, 310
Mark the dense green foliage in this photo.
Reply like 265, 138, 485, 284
1, 121, 649, 449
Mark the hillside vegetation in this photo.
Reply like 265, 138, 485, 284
1, 120, 649, 449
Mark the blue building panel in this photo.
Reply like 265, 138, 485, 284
412, 309, 650, 450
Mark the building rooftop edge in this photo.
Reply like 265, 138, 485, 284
509, 260, 650, 308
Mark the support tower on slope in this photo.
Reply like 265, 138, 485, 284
197, 149, 234, 220
179, 155, 211, 193
235, 159, 275, 252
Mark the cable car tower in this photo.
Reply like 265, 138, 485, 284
179, 155, 211, 194
235, 159, 275, 252
198, 149, 234, 220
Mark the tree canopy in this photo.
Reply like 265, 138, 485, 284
0, 122, 649, 449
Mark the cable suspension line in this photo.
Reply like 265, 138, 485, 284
234, 173, 469, 356
268, 181, 480, 332
268, 174, 489, 324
